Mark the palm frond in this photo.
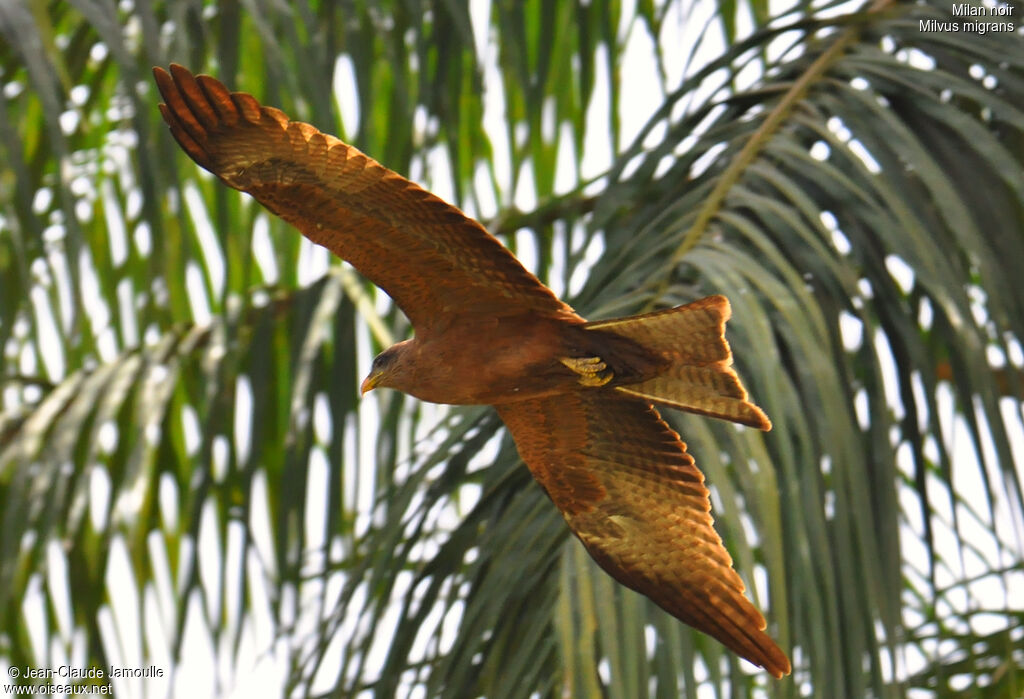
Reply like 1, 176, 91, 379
1, 1, 1022, 697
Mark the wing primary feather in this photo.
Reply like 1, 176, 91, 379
168, 63, 220, 130
195, 74, 239, 126
156, 102, 208, 166
153, 64, 579, 334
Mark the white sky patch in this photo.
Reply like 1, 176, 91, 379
307, 599, 351, 694
911, 372, 931, 433
247, 472, 277, 579
821, 212, 852, 255
176, 592, 217, 698
21, 573, 47, 662
183, 183, 226, 299
180, 405, 201, 457
102, 180, 128, 265
89, 466, 112, 532
45, 540, 73, 643
542, 95, 557, 145
513, 228, 539, 276
30, 286, 65, 379
641, 118, 668, 151
114, 277, 137, 349
408, 584, 447, 662
185, 261, 212, 325
554, 123, 578, 196
688, 64, 732, 124
581, 45, 613, 179
618, 151, 643, 183
78, 247, 110, 332
734, 47, 767, 93
874, 329, 905, 420
480, 53, 511, 195
198, 499, 223, 622
105, 537, 143, 675
333, 54, 360, 138
986, 343, 1006, 368
689, 141, 727, 178
915, 297, 933, 331
355, 319, 380, 539
658, 1, 693, 88
364, 571, 411, 679
768, 25, 805, 65
898, 48, 937, 72
251, 213, 279, 283
296, 237, 330, 287
546, 222, 568, 299
96, 419, 118, 455
424, 143, 456, 209
305, 447, 331, 554
146, 529, 176, 649
407, 110, 429, 184
234, 375, 253, 465
967, 283, 989, 327
568, 229, 605, 299
653, 153, 675, 179
134, 220, 152, 256
158, 472, 179, 534
469, 0, 492, 59
470, 159, 497, 220
59, 109, 80, 135
854, 387, 870, 430
885, 254, 915, 293
827, 115, 852, 142
141, 598, 173, 698
676, 102, 724, 152
32, 186, 52, 214
314, 392, 333, 444
513, 161, 538, 214
38, 237, 76, 343
838, 310, 864, 351
618, 21, 662, 151
849, 137, 883, 173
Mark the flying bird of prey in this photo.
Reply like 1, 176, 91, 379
154, 64, 791, 678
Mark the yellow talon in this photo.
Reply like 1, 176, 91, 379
559, 356, 614, 386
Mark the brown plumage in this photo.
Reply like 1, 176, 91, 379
154, 64, 790, 678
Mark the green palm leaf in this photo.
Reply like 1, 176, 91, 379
1, 1, 1022, 696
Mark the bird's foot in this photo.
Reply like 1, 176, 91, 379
559, 356, 614, 387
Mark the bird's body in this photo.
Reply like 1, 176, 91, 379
381, 314, 665, 405
390, 315, 584, 404
154, 64, 791, 678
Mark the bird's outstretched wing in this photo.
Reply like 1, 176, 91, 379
153, 64, 577, 334
496, 391, 791, 678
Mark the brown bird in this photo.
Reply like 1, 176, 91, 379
154, 64, 791, 678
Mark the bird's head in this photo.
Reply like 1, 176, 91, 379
360, 340, 412, 395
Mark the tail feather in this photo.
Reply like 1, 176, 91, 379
586, 296, 772, 431
586, 295, 732, 364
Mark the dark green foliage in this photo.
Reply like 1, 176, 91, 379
1, 1, 1022, 696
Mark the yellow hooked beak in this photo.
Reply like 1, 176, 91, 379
360, 371, 383, 396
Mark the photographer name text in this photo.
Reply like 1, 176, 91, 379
8, 665, 163, 680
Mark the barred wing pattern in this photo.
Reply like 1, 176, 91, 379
154, 65, 577, 335
497, 391, 790, 677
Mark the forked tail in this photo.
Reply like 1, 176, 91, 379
586, 296, 772, 430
